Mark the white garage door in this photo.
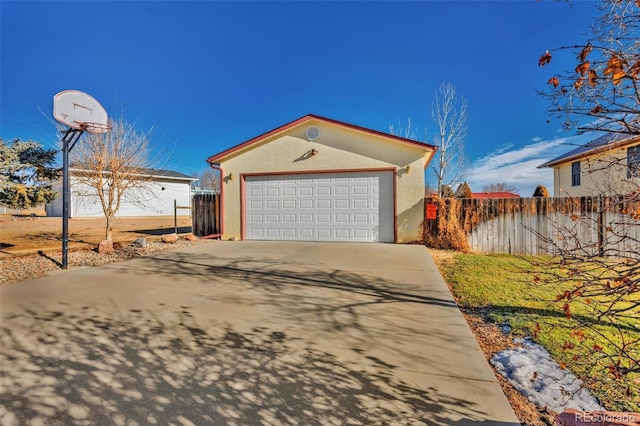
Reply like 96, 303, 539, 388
245, 171, 394, 242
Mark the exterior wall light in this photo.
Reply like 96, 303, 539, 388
228, 173, 235, 181
307, 149, 318, 156
405, 165, 411, 174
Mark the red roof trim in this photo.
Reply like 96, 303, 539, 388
207, 114, 437, 164
471, 192, 520, 199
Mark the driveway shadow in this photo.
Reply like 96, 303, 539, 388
1, 303, 486, 425
111, 249, 457, 308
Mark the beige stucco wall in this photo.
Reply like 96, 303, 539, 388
554, 143, 640, 197
217, 121, 431, 243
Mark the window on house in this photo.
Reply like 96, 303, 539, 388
571, 161, 580, 186
627, 145, 640, 178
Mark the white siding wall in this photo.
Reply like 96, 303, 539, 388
47, 178, 192, 217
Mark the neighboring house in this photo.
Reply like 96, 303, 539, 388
206, 114, 437, 243
539, 133, 640, 197
0, 204, 46, 216
46, 167, 195, 218
471, 192, 520, 199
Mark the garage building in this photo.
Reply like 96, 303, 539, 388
206, 114, 436, 243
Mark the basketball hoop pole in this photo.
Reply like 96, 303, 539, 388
53, 90, 109, 268
61, 128, 84, 269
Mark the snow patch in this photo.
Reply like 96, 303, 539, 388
490, 338, 604, 413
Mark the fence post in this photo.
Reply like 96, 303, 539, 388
598, 195, 604, 257
174, 199, 178, 234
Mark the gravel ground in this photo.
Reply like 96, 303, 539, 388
0, 238, 211, 286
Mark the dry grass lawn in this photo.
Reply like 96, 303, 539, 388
0, 215, 193, 258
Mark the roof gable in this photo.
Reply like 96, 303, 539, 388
539, 133, 640, 168
207, 114, 436, 164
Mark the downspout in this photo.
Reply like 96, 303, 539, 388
200, 162, 224, 239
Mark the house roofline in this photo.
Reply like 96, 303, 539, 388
69, 167, 196, 182
538, 134, 640, 168
206, 114, 437, 164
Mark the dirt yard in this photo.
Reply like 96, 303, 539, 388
0, 215, 193, 258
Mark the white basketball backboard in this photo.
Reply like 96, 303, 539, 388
53, 90, 109, 133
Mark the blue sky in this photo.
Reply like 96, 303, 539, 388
1, 1, 598, 196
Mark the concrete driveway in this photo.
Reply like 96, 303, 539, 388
0, 242, 519, 425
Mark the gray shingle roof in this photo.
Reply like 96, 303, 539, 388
137, 167, 195, 180
70, 164, 195, 180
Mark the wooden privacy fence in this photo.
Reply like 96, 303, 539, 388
424, 196, 640, 257
192, 193, 221, 237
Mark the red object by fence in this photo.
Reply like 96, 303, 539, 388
426, 203, 437, 220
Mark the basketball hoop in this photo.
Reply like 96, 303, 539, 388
78, 122, 111, 134
52, 90, 110, 269
53, 90, 109, 133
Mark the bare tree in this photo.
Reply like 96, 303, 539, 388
431, 82, 469, 197
192, 167, 220, 193
70, 118, 153, 241
539, 1, 640, 136
389, 82, 469, 198
481, 182, 517, 193
535, 0, 640, 391
388, 117, 419, 140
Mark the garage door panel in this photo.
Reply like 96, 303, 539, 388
250, 200, 264, 209
353, 229, 369, 239
353, 199, 368, 208
353, 213, 368, 223
246, 171, 393, 242
335, 229, 350, 239
250, 213, 264, 223
282, 214, 297, 223
317, 230, 330, 238
316, 213, 331, 223
334, 199, 349, 209
316, 199, 331, 209
317, 186, 331, 196
299, 187, 313, 196
282, 187, 296, 196
249, 228, 264, 238
353, 185, 368, 195
300, 228, 314, 238
282, 200, 296, 209
335, 213, 349, 223
335, 186, 349, 195
299, 214, 313, 223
